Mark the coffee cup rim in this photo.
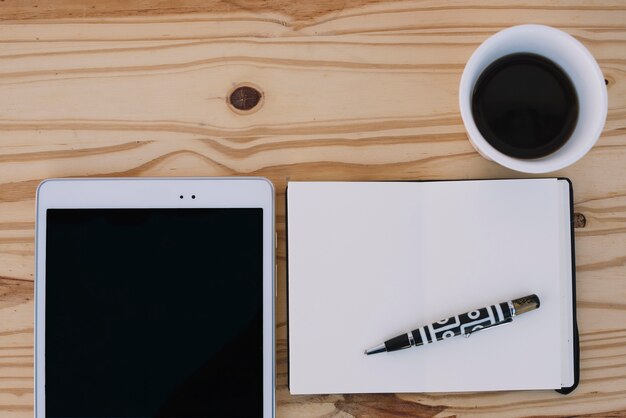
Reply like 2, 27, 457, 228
459, 24, 607, 173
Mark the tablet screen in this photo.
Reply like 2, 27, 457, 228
44, 208, 263, 418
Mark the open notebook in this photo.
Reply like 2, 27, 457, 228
287, 179, 578, 394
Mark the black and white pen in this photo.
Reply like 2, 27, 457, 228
364, 294, 540, 355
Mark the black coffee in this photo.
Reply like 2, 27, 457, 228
471, 53, 578, 159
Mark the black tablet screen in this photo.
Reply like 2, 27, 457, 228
45, 209, 263, 418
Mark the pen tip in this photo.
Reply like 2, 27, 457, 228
364, 343, 386, 355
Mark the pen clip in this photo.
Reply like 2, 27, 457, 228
463, 319, 513, 338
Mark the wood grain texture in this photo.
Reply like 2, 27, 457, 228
1, 0, 625, 416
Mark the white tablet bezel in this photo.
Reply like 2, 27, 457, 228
35, 177, 275, 418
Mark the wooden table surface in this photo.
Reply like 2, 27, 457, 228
1, 1, 625, 417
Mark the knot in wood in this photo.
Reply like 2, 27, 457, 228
229, 86, 262, 111
573, 212, 586, 228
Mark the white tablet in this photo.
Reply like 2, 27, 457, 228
35, 178, 275, 418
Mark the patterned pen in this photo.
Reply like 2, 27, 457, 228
364, 294, 540, 355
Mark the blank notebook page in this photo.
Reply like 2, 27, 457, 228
288, 179, 566, 394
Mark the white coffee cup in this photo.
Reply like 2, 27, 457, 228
459, 24, 607, 173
